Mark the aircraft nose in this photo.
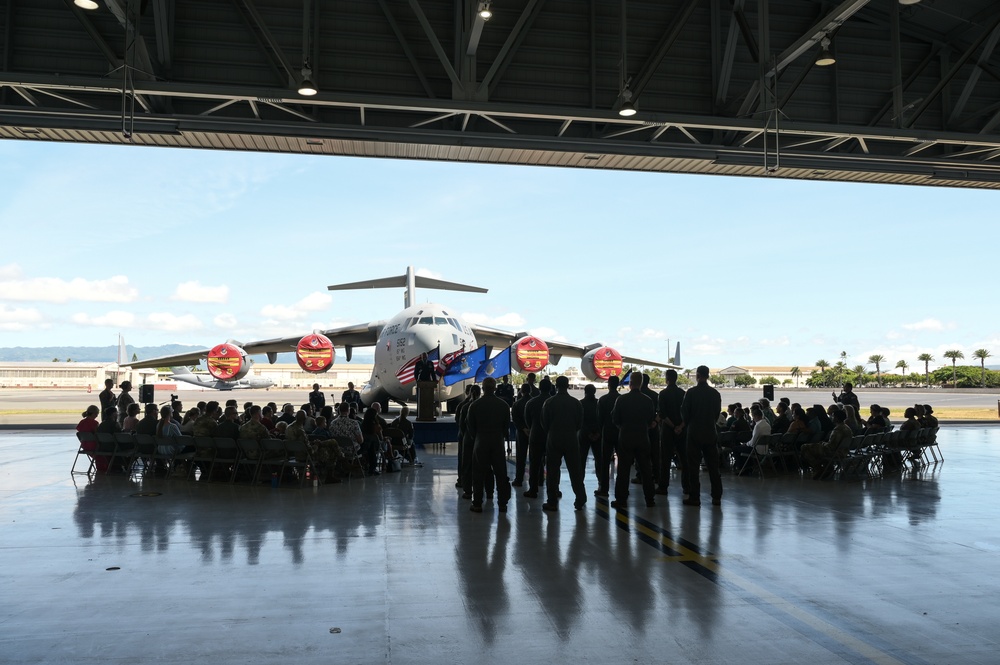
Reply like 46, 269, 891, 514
411, 329, 443, 354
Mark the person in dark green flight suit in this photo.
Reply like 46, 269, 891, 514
511, 384, 531, 487
541, 375, 586, 511
656, 368, 686, 497
679, 365, 723, 507
522, 376, 552, 499
610, 372, 657, 510
594, 374, 621, 498
466, 378, 513, 513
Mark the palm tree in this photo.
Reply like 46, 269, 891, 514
895, 359, 908, 386
868, 354, 886, 387
943, 349, 964, 388
917, 353, 934, 387
972, 348, 991, 388
840, 350, 848, 364
790, 366, 801, 388
815, 360, 829, 387
852, 365, 867, 387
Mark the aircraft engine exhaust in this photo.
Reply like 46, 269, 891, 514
581, 346, 624, 381
514, 335, 549, 373
296, 333, 335, 373
207, 343, 250, 381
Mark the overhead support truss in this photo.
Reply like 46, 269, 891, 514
3, 0, 1000, 189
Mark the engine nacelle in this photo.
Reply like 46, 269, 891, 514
206, 343, 250, 381
295, 333, 335, 373
513, 335, 550, 373
581, 346, 624, 381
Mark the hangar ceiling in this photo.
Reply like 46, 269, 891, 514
3, 0, 1000, 189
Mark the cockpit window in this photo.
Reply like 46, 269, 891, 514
434, 317, 447, 325
418, 317, 433, 325
448, 318, 463, 332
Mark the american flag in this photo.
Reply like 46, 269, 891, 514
396, 347, 440, 386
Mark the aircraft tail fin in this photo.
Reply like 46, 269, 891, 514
116, 334, 128, 366
328, 266, 487, 308
170, 366, 193, 375
673, 342, 681, 367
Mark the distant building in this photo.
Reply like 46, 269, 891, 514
0, 362, 142, 389
711, 366, 821, 387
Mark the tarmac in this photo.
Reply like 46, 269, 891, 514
1, 425, 999, 663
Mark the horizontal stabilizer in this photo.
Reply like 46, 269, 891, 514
413, 275, 487, 294
328, 266, 487, 309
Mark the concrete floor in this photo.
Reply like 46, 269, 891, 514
1, 428, 998, 665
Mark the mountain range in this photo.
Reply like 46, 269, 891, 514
0, 345, 374, 365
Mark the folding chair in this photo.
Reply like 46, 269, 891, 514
282, 438, 314, 487
72, 432, 97, 474
233, 438, 263, 483
211, 437, 240, 482
132, 433, 157, 477
335, 436, 366, 478
738, 434, 782, 478
258, 438, 289, 486
923, 426, 942, 463
113, 432, 139, 475
188, 436, 218, 481
94, 433, 119, 475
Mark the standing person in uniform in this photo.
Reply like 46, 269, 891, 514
541, 376, 586, 511
496, 375, 516, 407
510, 384, 532, 487
610, 372, 657, 510
341, 382, 362, 410
578, 384, 600, 481
454, 384, 475, 493
309, 383, 326, 413
594, 375, 621, 498
832, 382, 860, 412
98, 379, 116, 414
638, 373, 661, 487
458, 384, 483, 499
656, 369, 686, 497
116, 381, 135, 427
466, 378, 512, 513
679, 365, 723, 507
522, 376, 552, 499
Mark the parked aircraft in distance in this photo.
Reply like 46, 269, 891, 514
126, 267, 677, 408
168, 366, 275, 391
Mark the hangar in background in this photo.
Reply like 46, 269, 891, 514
3, 1, 1000, 188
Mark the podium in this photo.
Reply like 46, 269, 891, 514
416, 381, 438, 421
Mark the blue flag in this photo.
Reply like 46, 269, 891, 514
443, 345, 489, 386
620, 369, 632, 386
476, 346, 511, 382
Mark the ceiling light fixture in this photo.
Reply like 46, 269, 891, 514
478, 2, 492, 20
618, 87, 637, 117
815, 37, 836, 67
74, 0, 100, 8
298, 68, 317, 96
898, 0, 921, 5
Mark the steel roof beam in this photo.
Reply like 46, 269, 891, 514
630, 0, 701, 99
479, 0, 547, 98
949, 24, 1000, 127
716, 0, 746, 107
63, 0, 124, 71
407, 0, 462, 92
230, 0, 297, 87
376, 0, 436, 99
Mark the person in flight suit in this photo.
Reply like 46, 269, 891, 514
594, 374, 621, 498
466, 377, 512, 513
522, 376, 552, 499
656, 369, 686, 497
541, 375, 586, 511
679, 365, 723, 507
578, 384, 600, 480
610, 372, 657, 510
510, 384, 532, 487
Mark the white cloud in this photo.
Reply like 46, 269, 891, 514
415, 268, 443, 279
296, 292, 333, 312
259, 292, 332, 321
0, 304, 43, 331
213, 313, 238, 328
529, 326, 567, 343
71, 311, 137, 328
145, 312, 204, 332
758, 336, 790, 347
638, 328, 667, 340
462, 312, 526, 329
886, 330, 902, 340
171, 281, 230, 304
902, 318, 955, 332
0, 271, 138, 303
70, 310, 202, 333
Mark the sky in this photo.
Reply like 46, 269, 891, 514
0, 138, 997, 374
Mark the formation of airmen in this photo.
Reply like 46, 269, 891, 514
453, 365, 724, 514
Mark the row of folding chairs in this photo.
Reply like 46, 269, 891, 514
72, 432, 326, 487
721, 426, 941, 480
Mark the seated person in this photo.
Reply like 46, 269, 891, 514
787, 407, 810, 438
801, 409, 853, 479
329, 402, 364, 456
388, 406, 416, 464
733, 404, 771, 472
920, 404, 939, 429
122, 403, 141, 433
865, 404, 888, 433
310, 416, 332, 441
843, 404, 864, 435
770, 402, 791, 434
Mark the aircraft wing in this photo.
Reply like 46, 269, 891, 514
468, 324, 675, 369
125, 321, 384, 370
